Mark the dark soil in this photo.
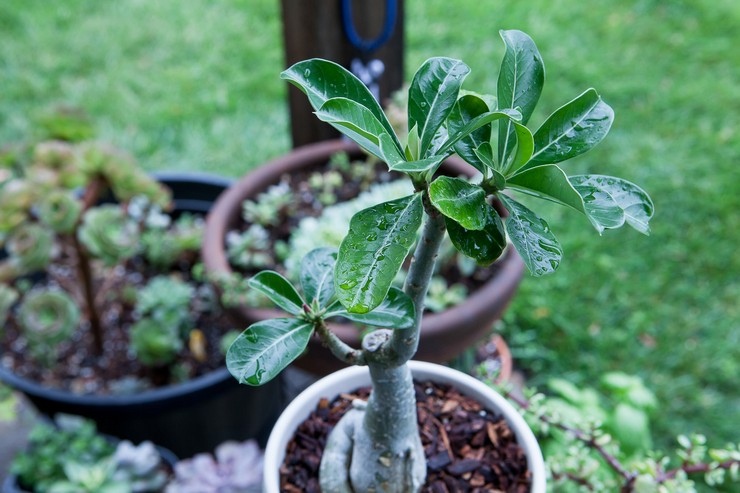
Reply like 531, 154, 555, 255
280, 380, 532, 493
0, 237, 236, 396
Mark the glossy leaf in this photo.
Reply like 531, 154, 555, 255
524, 89, 614, 169
335, 194, 423, 313
388, 154, 446, 174
227, 318, 313, 386
429, 177, 488, 230
281, 59, 402, 152
408, 57, 471, 157
405, 124, 420, 161
316, 98, 392, 162
507, 164, 585, 213
445, 206, 507, 266
300, 248, 337, 308
248, 271, 304, 315
502, 122, 535, 176
569, 175, 654, 234
438, 109, 521, 156
499, 195, 562, 276
497, 30, 545, 164
447, 94, 491, 174
330, 287, 415, 329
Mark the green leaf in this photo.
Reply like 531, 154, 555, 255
248, 271, 304, 315
524, 88, 614, 169
315, 97, 392, 162
569, 175, 654, 234
497, 29, 545, 164
405, 124, 420, 160
445, 206, 507, 266
499, 195, 562, 276
507, 164, 586, 213
387, 154, 446, 174
447, 94, 491, 174
331, 287, 415, 329
502, 122, 535, 176
300, 248, 337, 308
408, 57, 471, 157
429, 176, 489, 230
227, 318, 313, 386
281, 59, 402, 152
335, 194, 423, 313
437, 109, 521, 156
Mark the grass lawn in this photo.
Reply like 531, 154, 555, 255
1, 0, 738, 460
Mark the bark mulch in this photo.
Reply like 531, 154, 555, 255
280, 380, 532, 492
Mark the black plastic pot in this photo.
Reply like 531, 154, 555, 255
0, 173, 283, 458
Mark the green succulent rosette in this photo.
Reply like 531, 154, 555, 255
78, 205, 140, 265
0, 180, 37, 234
6, 223, 55, 273
129, 319, 182, 367
18, 289, 79, 363
32, 140, 86, 189
37, 191, 82, 234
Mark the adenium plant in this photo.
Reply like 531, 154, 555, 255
227, 30, 654, 492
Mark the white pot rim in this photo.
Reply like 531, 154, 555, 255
264, 360, 546, 492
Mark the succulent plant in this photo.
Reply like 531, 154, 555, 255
32, 140, 86, 189
0, 179, 36, 234
166, 440, 263, 493
142, 213, 204, 269
78, 204, 140, 265
135, 275, 195, 334
111, 440, 168, 492
5, 222, 55, 274
424, 276, 467, 313
129, 319, 183, 367
241, 181, 294, 227
48, 459, 128, 493
226, 224, 273, 270
18, 288, 79, 365
37, 191, 83, 233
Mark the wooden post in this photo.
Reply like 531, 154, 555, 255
281, 0, 404, 148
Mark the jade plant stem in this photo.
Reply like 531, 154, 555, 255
320, 206, 447, 493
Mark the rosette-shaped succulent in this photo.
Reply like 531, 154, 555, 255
166, 440, 263, 492
0, 284, 18, 328
18, 288, 79, 364
6, 222, 55, 274
0, 179, 36, 234
111, 440, 168, 492
78, 205, 140, 265
31, 140, 85, 189
37, 191, 82, 234
129, 319, 182, 367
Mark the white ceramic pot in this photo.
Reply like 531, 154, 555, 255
263, 360, 546, 493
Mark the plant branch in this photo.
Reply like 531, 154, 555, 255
390, 199, 446, 364
314, 318, 366, 366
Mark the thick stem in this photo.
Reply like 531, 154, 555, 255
71, 234, 103, 356
315, 318, 366, 366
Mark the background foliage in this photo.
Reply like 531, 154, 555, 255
1, 0, 737, 459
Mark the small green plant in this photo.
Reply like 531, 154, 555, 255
18, 288, 80, 365
226, 224, 273, 270
226, 30, 653, 492
488, 374, 740, 492
241, 182, 294, 227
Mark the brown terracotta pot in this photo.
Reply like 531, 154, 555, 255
202, 140, 524, 376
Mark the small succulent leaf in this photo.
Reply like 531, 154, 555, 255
437, 109, 521, 156
281, 58, 402, 152
227, 318, 313, 386
524, 89, 614, 169
248, 271, 304, 315
448, 94, 491, 174
445, 207, 507, 266
499, 195, 562, 276
429, 177, 488, 230
503, 122, 535, 176
335, 194, 423, 314
408, 57, 471, 157
315, 97, 389, 161
332, 287, 415, 329
569, 175, 654, 234
388, 154, 446, 173
507, 164, 586, 213
497, 29, 545, 164
300, 248, 338, 308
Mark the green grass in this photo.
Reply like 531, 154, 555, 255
1, 0, 738, 458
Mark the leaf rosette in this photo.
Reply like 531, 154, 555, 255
78, 205, 140, 265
